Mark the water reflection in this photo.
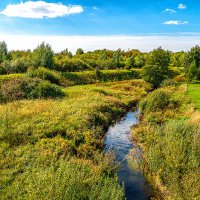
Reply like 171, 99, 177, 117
105, 111, 152, 200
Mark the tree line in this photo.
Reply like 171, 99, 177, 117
0, 41, 200, 87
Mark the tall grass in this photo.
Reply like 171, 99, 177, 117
131, 85, 200, 199
3, 157, 125, 200
141, 121, 199, 199
0, 80, 150, 199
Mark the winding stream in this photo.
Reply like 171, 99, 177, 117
105, 110, 152, 200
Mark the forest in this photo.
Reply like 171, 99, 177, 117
0, 41, 199, 200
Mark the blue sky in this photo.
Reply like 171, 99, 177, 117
0, 0, 199, 52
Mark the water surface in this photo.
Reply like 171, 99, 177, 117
105, 111, 152, 200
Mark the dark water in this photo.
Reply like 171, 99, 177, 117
105, 111, 152, 200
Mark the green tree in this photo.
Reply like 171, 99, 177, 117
142, 47, 172, 88
147, 47, 171, 68
187, 46, 200, 80
0, 41, 8, 63
134, 53, 146, 68
60, 48, 73, 58
32, 42, 54, 68
125, 56, 135, 69
113, 49, 123, 68
76, 48, 84, 56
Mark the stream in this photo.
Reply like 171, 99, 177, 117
105, 110, 152, 200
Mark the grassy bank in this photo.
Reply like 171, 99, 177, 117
0, 80, 150, 199
187, 82, 200, 110
131, 84, 200, 199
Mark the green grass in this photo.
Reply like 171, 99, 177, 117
131, 85, 200, 199
0, 79, 150, 199
188, 82, 200, 110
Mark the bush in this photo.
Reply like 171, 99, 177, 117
28, 67, 63, 85
140, 89, 171, 112
142, 65, 172, 88
0, 74, 25, 84
54, 57, 91, 72
160, 79, 179, 87
62, 69, 140, 86
63, 71, 97, 85
0, 77, 64, 102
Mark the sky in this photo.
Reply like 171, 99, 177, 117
0, 0, 200, 52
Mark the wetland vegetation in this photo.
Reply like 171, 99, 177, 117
0, 41, 200, 199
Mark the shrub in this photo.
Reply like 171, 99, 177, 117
160, 79, 179, 87
142, 65, 172, 88
0, 77, 64, 102
9, 58, 30, 73
54, 57, 91, 72
140, 89, 171, 112
62, 69, 140, 86
28, 67, 63, 85
0, 74, 25, 84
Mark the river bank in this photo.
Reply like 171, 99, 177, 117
130, 84, 200, 199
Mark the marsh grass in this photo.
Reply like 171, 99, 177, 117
131, 85, 200, 199
0, 79, 150, 199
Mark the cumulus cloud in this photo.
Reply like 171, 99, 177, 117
178, 3, 187, 9
162, 20, 188, 25
162, 8, 176, 14
0, 1, 83, 19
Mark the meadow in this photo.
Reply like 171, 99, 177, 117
188, 82, 200, 110
0, 43, 200, 199
0, 79, 150, 199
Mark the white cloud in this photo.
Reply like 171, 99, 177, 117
178, 3, 187, 9
162, 20, 188, 25
0, 34, 199, 53
162, 8, 176, 14
0, 1, 83, 19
